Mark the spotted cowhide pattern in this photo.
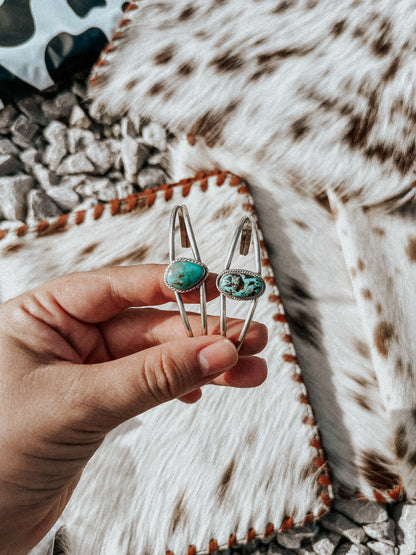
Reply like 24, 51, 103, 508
2, 175, 331, 554
88, 0, 416, 503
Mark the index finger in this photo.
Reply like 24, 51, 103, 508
29, 264, 219, 323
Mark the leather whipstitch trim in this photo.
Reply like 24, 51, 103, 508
1, 171, 331, 552
239, 197, 333, 523
89, 0, 140, 88
0, 170, 227, 241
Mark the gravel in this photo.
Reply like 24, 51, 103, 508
0, 73, 175, 227
0, 75, 415, 554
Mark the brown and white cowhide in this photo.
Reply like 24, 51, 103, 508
1, 174, 331, 554
87, 0, 416, 503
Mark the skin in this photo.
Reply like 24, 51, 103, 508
0, 264, 267, 554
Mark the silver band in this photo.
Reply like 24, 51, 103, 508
216, 216, 265, 351
164, 205, 208, 337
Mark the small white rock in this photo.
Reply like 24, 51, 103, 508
394, 502, 416, 555
95, 182, 118, 202
27, 189, 62, 222
111, 123, 122, 139
0, 175, 33, 220
276, 531, 302, 549
32, 164, 60, 191
47, 186, 80, 211
0, 138, 19, 157
121, 138, 149, 183
333, 500, 389, 525
85, 141, 114, 174
20, 148, 40, 168
10, 115, 39, 148
313, 532, 340, 555
320, 512, 368, 545
137, 166, 167, 189
74, 177, 111, 199
115, 180, 135, 198
126, 111, 141, 135
67, 128, 96, 154
43, 121, 67, 147
363, 520, 395, 546
0, 154, 22, 176
68, 105, 92, 129
141, 121, 167, 150
43, 143, 67, 172
0, 104, 18, 132
366, 541, 397, 555
57, 152, 95, 175
121, 116, 137, 138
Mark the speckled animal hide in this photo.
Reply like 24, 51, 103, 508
1, 176, 331, 554
89, 0, 416, 500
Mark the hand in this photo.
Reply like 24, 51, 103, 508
0, 264, 267, 554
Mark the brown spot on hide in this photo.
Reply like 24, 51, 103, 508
125, 78, 138, 91
154, 45, 176, 65
79, 242, 99, 258
178, 62, 194, 75
272, 0, 294, 13
394, 425, 408, 459
383, 56, 400, 81
354, 339, 370, 359
257, 47, 311, 65
178, 5, 195, 20
170, 494, 186, 534
314, 192, 331, 212
376, 303, 382, 315
292, 219, 310, 230
395, 357, 404, 378
406, 237, 416, 262
408, 451, 416, 466
350, 267, 357, 278
148, 82, 165, 96
360, 451, 398, 490
373, 227, 386, 236
371, 20, 392, 57
332, 19, 346, 36
189, 111, 224, 147
211, 51, 245, 72
357, 258, 365, 271
291, 116, 310, 140
2, 243, 23, 255
300, 462, 317, 481
344, 93, 378, 149
107, 245, 150, 267
374, 321, 394, 358
361, 288, 372, 300
353, 393, 372, 412
217, 459, 235, 501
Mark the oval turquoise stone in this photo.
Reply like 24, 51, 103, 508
165, 260, 206, 291
218, 272, 265, 299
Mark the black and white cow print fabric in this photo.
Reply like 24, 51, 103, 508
0, 0, 125, 107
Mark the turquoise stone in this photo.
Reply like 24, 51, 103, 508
218, 272, 264, 299
165, 260, 206, 291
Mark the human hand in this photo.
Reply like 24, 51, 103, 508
0, 264, 267, 554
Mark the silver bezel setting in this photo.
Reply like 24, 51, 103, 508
164, 257, 209, 293
216, 268, 266, 301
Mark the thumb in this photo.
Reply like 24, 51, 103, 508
76, 336, 238, 429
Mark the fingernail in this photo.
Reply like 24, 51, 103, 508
197, 339, 238, 376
